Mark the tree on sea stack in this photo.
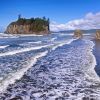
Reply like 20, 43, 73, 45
5, 16, 50, 35
74, 29, 83, 38
18, 14, 21, 20
95, 30, 100, 40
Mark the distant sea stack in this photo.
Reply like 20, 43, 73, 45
95, 30, 100, 40
5, 15, 50, 35
74, 29, 83, 38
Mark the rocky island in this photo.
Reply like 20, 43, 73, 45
74, 29, 83, 38
5, 15, 50, 35
95, 30, 100, 40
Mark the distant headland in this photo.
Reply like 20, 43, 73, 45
5, 15, 50, 35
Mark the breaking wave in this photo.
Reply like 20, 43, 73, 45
0, 51, 48, 92
0, 45, 9, 49
52, 39, 75, 50
0, 45, 49, 57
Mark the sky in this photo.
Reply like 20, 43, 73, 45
0, 0, 100, 31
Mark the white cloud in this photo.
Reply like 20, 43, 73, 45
50, 12, 100, 31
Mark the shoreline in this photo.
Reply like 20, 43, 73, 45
93, 39, 100, 77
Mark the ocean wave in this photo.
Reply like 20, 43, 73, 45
60, 33, 73, 36
50, 37, 57, 41
84, 34, 91, 35
0, 45, 9, 49
0, 33, 19, 38
0, 51, 48, 92
19, 41, 42, 46
0, 33, 44, 37
0, 45, 49, 57
52, 39, 75, 50
16, 34, 44, 37
2, 39, 100, 100
29, 41, 42, 44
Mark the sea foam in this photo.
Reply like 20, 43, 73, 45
52, 39, 75, 50
0, 45, 48, 57
0, 51, 48, 92
0, 45, 9, 49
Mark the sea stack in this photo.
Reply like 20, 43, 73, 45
95, 30, 100, 40
5, 16, 50, 35
74, 29, 83, 38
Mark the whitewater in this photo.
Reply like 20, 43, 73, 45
0, 32, 100, 100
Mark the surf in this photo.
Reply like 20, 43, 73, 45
0, 51, 48, 92
0, 45, 49, 57
0, 45, 9, 49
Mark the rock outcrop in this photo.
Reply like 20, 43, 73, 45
5, 24, 49, 35
95, 30, 100, 40
5, 17, 50, 35
74, 29, 83, 38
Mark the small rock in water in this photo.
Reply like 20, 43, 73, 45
62, 92, 69, 97
10, 96, 23, 100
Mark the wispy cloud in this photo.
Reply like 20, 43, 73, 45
50, 12, 100, 31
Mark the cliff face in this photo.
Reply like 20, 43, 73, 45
6, 24, 49, 34
5, 17, 50, 35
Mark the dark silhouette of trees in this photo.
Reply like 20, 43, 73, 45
18, 14, 21, 20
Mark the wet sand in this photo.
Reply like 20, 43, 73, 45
93, 39, 100, 76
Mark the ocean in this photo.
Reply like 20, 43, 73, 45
0, 32, 100, 100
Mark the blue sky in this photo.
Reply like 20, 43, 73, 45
0, 0, 100, 31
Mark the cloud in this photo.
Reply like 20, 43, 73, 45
50, 12, 100, 31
